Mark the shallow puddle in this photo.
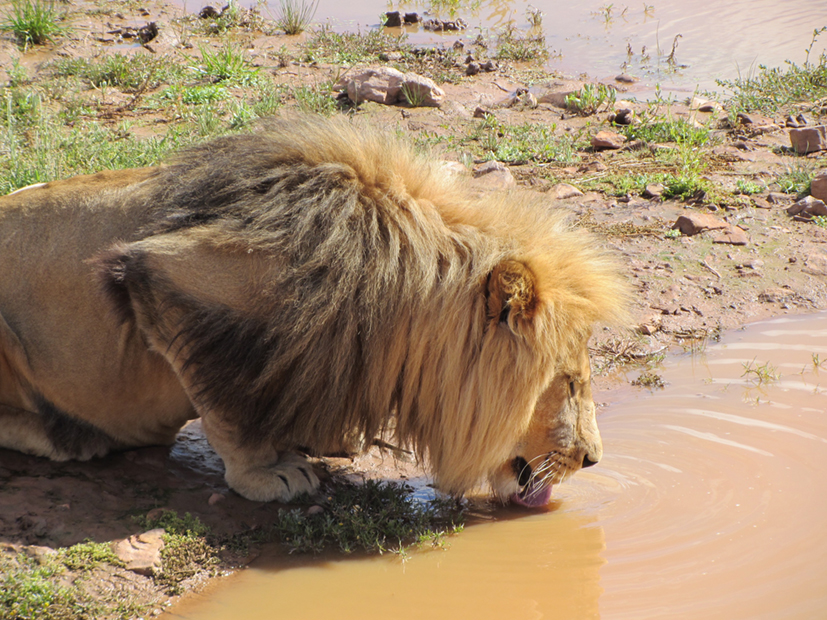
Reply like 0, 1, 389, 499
274, 0, 826, 97
166, 312, 827, 620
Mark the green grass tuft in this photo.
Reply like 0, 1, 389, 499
1, 0, 66, 47
274, 0, 318, 35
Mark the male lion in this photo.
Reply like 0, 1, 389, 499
0, 115, 627, 507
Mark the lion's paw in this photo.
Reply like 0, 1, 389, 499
225, 452, 320, 502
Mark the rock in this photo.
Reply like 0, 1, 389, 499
591, 131, 626, 150
642, 183, 664, 199
399, 73, 445, 107
810, 171, 827, 202
672, 213, 729, 236
112, 529, 165, 576
533, 79, 586, 108
737, 112, 774, 127
404, 13, 420, 24
384, 11, 402, 27
553, 183, 583, 199
465, 62, 480, 76
343, 67, 404, 105
199, 5, 219, 18
690, 97, 722, 113
803, 252, 827, 276
751, 197, 772, 209
378, 51, 402, 61
787, 195, 827, 217
307, 505, 324, 516
610, 108, 635, 125
208, 492, 225, 505
473, 105, 492, 119
340, 68, 444, 107
712, 226, 749, 246
24, 545, 57, 564
785, 113, 809, 128
423, 18, 466, 31
790, 125, 827, 154
615, 74, 638, 83
472, 161, 516, 189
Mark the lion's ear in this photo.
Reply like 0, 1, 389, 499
487, 260, 537, 327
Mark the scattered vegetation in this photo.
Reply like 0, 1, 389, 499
471, 118, 580, 164
717, 27, 827, 114
741, 358, 780, 386
1, 0, 66, 48
777, 162, 815, 195
493, 24, 549, 62
631, 371, 665, 389
565, 83, 616, 116
274, 480, 464, 555
274, 0, 318, 35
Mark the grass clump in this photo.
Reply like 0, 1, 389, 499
621, 117, 712, 147
565, 83, 616, 116
494, 25, 549, 62
51, 54, 184, 91
741, 358, 780, 386
274, 480, 464, 555
301, 27, 408, 65
274, 0, 318, 35
717, 27, 827, 114
777, 162, 815, 195
1, 0, 66, 48
472, 118, 580, 164
195, 43, 260, 85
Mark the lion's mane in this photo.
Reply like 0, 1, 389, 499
102, 115, 628, 495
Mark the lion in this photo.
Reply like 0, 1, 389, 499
0, 114, 628, 507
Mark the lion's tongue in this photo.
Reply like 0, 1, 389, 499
511, 482, 553, 508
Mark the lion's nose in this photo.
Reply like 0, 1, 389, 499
582, 454, 599, 468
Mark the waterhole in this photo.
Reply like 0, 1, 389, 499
270, 0, 827, 98
166, 312, 827, 620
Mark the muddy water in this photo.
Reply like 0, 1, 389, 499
271, 0, 826, 97
167, 312, 827, 620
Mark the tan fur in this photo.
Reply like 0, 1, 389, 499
0, 114, 629, 504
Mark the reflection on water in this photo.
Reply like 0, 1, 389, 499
167, 312, 827, 620
268, 0, 827, 97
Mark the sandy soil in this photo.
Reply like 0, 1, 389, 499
1, 0, 826, 615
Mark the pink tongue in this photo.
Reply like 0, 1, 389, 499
510, 483, 553, 508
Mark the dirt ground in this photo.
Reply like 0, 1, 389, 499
1, 0, 826, 616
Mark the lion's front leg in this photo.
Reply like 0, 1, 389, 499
200, 414, 319, 502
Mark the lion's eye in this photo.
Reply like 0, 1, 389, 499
569, 381, 576, 397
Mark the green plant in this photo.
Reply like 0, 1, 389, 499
400, 82, 427, 107
664, 228, 681, 239
622, 117, 711, 147
1, 0, 66, 47
274, 479, 463, 555
735, 179, 762, 195
494, 24, 548, 62
293, 81, 338, 115
565, 83, 616, 116
301, 27, 408, 65
274, 0, 318, 35
741, 358, 780, 385
813, 215, 827, 228
777, 162, 814, 195
472, 118, 579, 164
631, 370, 665, 389
195, 43, 260, 85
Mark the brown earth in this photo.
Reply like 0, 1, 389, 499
1, 0, 826, 616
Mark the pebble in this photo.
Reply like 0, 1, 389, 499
591, 131, 627, 150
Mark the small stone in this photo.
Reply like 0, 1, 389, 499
472, 161, 516, 189
403, 12, 419, 24
384, 11, 402, 27
208, 492, 226, 505
615, 74, 638, 83
378, 51, 402, 61
553, 183, 584, 199
307, 505, 324, 516
787, 195, 827, 217
790, 125, 827, 154
591, 131, 627, 150
810, 171, 827, 202
400, 73, 445, 107
712, 226, 749, 246
751, 197, 772, 209
672, 213, 729, 236
112, 529, 165, 576
465, 62, 480, 76
611, 108, 635, 125
737, 112, 774, 127
481, 60, 498, 72
198, 5, 219, 18
442, 161, 468, 175
642, 183, 664, 199
473, 105, 492, 119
